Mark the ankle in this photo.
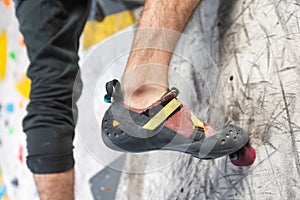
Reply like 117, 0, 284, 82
123, 84, 168, 109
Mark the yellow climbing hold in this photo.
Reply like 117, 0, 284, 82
0, 29, 7, 81
82, 10, 136, 50
15, 74, 31, 101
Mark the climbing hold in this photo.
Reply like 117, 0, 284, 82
4, 119, 9, 127
19, 101, 24, 109
9, 51, 16, 60
18, 35, 25, 47
2, 0, 11, 7
11, 178, 19, 187
15, 74, 31, 101
5, 103, 14, 113
0, 185, 6, 199
18, 146, 23, 163
8, 127, 14, 135
0, 29, 7, 81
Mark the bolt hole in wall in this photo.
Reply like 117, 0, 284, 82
229, 75, 234, 82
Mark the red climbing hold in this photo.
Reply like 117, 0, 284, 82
230, 145, 256, 166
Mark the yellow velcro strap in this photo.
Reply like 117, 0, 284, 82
191, 113, 206, 131
142, 98, 182, 130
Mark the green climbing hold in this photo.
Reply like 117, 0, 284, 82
9, 51, 16, 60
8, 127, 14, 135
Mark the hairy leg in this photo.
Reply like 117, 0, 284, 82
119, 0, 219, 139
122, 0, 202, 109
34, 169, 74, 200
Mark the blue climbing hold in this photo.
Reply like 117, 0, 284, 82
5, 103, 14, 113
0, 185, 7, 198
11, 178, 19, 187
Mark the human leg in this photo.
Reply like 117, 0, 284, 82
33, 169, 74, 200
14, 0, 90, 199
122, 0, 202, 110
102, 0, 251, 160
121, 0, 213, 138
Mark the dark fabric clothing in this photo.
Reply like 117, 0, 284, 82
14, 0, 90, 173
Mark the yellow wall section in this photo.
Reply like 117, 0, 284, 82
15, 74, 31, 101
0, 29, 7, 81
82, 10, 136, 50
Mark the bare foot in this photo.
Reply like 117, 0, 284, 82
123, 84, 168, 109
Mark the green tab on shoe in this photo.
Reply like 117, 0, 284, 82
104, 94, 112, 103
